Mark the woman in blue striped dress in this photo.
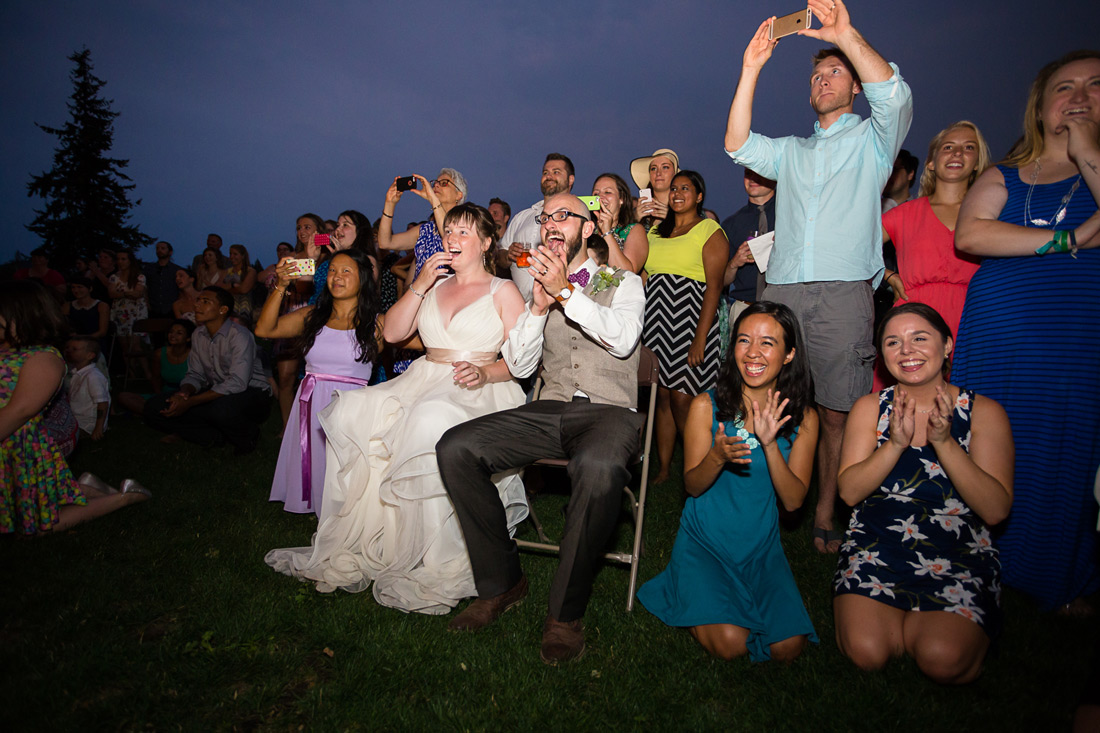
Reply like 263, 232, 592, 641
954, 50, 1100, 614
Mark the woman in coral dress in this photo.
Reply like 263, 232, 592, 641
874, 121, 990, 389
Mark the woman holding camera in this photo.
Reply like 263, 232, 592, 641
591, 172, 649, 274
377, 169, 467, 280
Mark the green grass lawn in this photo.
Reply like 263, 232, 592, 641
2, 412, 1095, 731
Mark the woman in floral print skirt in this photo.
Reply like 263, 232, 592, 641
1, 281, 150, 535
834, 303, 1014, 684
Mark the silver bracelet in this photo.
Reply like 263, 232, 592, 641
409, 286, 425, 299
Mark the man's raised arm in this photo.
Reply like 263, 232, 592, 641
799, 0, 892, 84
724, 18, 779, 153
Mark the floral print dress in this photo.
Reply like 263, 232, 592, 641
0, 346, 85, 535
834, 386, 1002, 635
108, 272, 148, 336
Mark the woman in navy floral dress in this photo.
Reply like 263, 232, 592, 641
834, 303, 1014, 685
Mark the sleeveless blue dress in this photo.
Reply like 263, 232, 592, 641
638, 391, 817, 661
834, 387, 1001, 635
952, 165, 1100, 610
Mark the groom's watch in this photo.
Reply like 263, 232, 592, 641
555, 282, 574, 303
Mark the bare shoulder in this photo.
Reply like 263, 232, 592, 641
969, 391, 1010, 426
492, 277, 524, 304
849, 392, 881, 419
21, 349, 66, 383
962, 166, 1009, 207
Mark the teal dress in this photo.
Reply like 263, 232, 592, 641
637, 391, 817, 661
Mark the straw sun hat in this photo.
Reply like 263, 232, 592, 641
628, 148, 680, 190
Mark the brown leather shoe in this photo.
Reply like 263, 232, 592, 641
447, 575, 528, 632
540, 614, 585, 664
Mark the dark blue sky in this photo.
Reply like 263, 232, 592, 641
2, 0, 1095, 267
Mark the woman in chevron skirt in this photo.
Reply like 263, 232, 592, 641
642, 170, 729, 484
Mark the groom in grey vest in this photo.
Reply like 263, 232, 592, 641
437, 192, 645, 664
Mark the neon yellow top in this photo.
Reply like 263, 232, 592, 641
644, 219, 725, 283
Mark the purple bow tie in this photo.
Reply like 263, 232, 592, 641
567, 269, 590, 288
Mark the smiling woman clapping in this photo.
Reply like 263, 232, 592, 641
834, 303, 1013, 684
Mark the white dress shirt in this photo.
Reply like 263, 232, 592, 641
498, 200, 544, 303
502, 258, 645, 379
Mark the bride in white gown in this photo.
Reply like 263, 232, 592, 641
266, 203, 528, 614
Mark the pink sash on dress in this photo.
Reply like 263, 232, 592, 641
424, 348, 497, 366
298, 371, 370, 502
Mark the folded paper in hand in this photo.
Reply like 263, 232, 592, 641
747, 231, 775, 273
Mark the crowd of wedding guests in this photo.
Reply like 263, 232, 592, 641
3, 2, 1098, 706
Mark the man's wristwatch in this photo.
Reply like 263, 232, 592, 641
555, 282, 574, 303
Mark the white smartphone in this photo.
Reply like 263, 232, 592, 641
638, 187, 652, 201
769, 8, 812, 40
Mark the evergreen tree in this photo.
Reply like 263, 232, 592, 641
26, 48, 152, 270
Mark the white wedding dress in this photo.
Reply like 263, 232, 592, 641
265, 278, 527, 614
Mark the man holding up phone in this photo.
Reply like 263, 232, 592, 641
723, 0, 912, 553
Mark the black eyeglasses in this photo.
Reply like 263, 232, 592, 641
534, 210, 590, 225
431, 179, 456, 189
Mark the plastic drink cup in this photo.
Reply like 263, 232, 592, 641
516, 243, 534, 268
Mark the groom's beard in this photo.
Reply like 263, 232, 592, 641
565, 232, 584, 264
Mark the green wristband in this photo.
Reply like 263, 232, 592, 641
1036, 229, 1073, 256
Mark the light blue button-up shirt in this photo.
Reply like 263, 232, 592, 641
726, 63, 913, 287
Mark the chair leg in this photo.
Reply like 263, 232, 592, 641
626, 478, 649, 612
525, 492, 551, 544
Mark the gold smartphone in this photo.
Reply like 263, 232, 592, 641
769, 8, 811, 40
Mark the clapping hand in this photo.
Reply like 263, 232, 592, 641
926, 385, 954, 446
751, 388, 792, 447
711, 423, 753, 465
889, 387, 916, 448
527, 244, 570, 314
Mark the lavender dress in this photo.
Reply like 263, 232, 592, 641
269, 327, 373, 515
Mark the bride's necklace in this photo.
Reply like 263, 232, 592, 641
1024, 158, 1082, 227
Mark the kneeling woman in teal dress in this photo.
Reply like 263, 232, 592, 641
638, 302, 819, 662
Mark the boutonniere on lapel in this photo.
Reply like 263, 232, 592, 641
589, 266, 625, 294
